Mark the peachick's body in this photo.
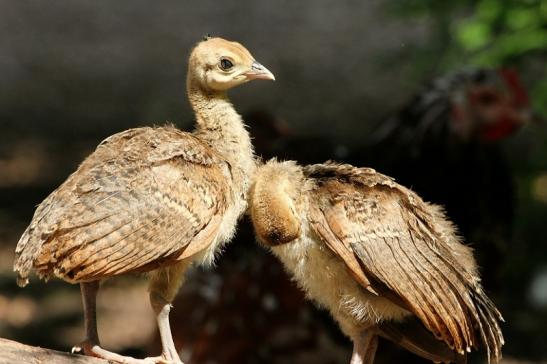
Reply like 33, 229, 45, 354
251, 160, 503, 364
270, 211, 409, 338
14, 37, 275, 364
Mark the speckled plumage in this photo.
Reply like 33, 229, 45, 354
14, 37, 274, 364
14, 126, 232, 284
250, 160, 504, 364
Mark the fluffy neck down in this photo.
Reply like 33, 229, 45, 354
187, 79, 256, 189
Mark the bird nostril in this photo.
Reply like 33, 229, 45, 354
251, 62, 264, 71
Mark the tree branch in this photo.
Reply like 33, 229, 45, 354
0, 338, 108, 364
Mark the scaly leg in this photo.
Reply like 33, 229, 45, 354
72, 281, 155, 364
148, 261, 190, 364
150, 293, 181, 363
350, 330, 379, 364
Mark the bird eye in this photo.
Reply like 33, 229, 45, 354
220, 58, 234, 71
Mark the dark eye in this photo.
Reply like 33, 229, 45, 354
220, 58, 234, 70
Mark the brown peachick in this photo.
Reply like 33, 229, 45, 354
13, 37, 274, 364
250, 160, 504, 364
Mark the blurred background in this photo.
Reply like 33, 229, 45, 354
0, 0, 546, 363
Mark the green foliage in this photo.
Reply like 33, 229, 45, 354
387, 0, 547, 116
456, 0, 547, 115
456, 0, 547, 64
533, 78, 547, 115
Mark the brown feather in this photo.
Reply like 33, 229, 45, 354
14, 126, 229, 284
250, 160, 504, 363
310, 163, 503, 359
13, 37, 272, 364
378, 318, 466, 364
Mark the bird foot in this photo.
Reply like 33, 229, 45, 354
71, 340, 169, 364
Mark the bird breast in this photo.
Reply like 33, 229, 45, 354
270, 219, 410, 338
194, 162, 252, 267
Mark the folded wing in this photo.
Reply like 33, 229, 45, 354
305, 163, 503, 363
14, 126, 228, 285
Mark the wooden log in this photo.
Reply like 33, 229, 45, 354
0, 338, 108, 364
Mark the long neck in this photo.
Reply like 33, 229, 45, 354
187, 77, 256, 180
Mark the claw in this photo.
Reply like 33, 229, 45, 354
71, 339, 96, 357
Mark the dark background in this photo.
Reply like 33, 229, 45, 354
0, 1, 546, 363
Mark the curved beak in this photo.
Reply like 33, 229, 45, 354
244, 61, 275, 81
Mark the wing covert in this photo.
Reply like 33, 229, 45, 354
14, 126, 229, 284
306, 164, 503, 361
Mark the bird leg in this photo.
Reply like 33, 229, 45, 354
350, 330, 379, 364
148, 261, 190, 364
150, 293, 181, 363
72, 281, 156, 364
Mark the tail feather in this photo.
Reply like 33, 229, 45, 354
473, 289, 504, 362
13, 192, 62, 286
378, 286, 504, 364
13, 226, 42, 287
378, 318, 467, 364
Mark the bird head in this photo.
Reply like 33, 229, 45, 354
450, 68, 538, 142
187, 37, 275, 92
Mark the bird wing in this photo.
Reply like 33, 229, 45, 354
304, 163, 503, 362
14, 126, 229, 284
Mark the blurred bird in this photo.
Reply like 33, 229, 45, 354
352, 68, 538, 289
13, 37, 274, 364
369, 68, 532, 148
250, 160, 504, 364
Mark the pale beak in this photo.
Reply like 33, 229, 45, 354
244, 61, 275, 81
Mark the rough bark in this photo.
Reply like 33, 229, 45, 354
0, 338, 108, 364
